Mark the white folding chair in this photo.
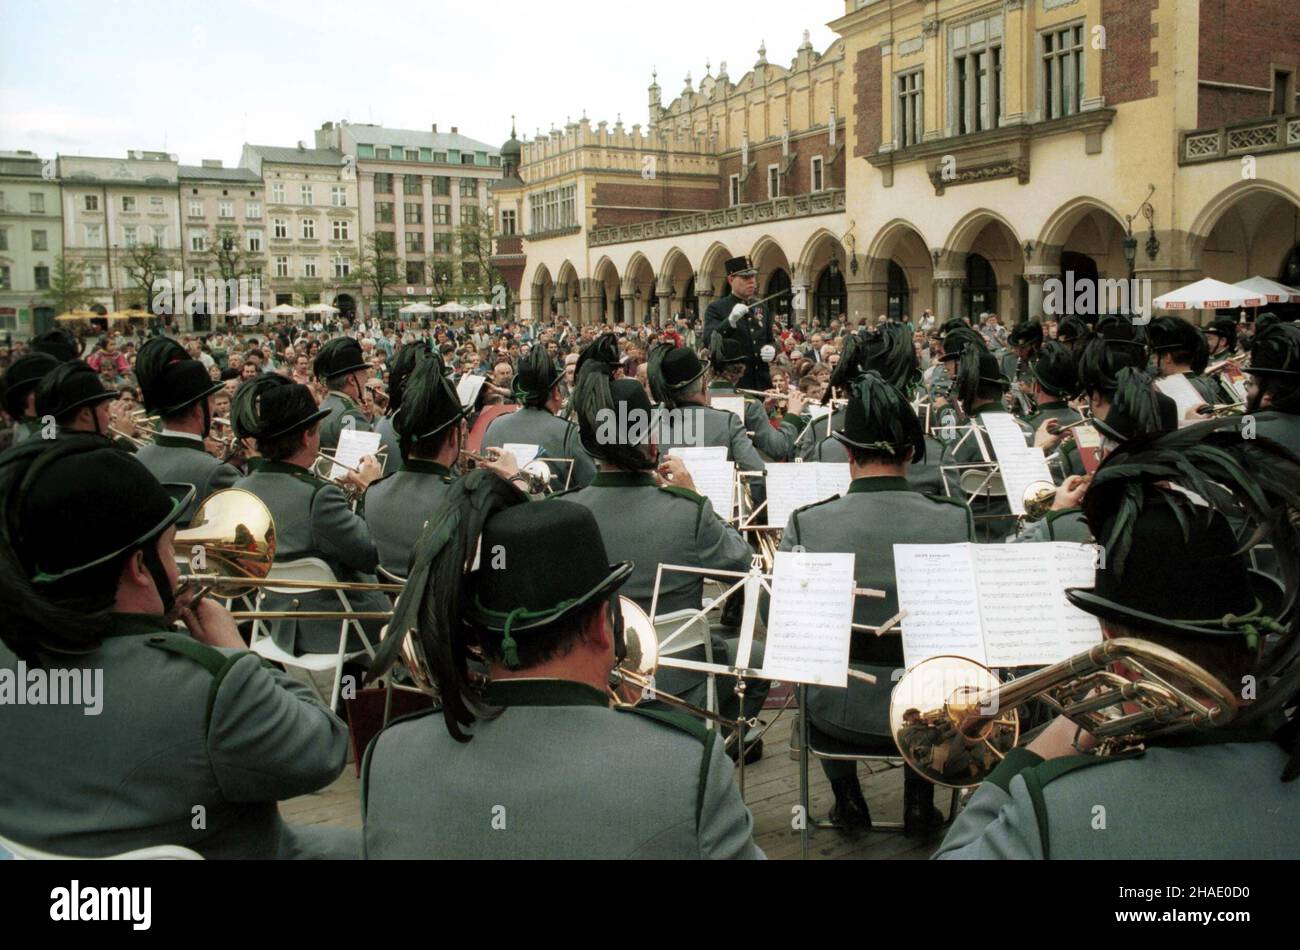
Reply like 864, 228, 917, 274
651, 604, 719, 725
248, 557, 377, 710
0, 832, 202, 860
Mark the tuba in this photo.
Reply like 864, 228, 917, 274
889, 639, 1239, 788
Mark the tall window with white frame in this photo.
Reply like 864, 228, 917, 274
500, 209, 516, 235
897, 69, 924, 147
1042, 23, 1085, 120
810, 156, 825, 192
767, 165, 780, 199
729, 174, 740, 206
950, 17, 1003, 135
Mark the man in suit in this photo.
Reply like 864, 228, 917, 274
314, 337, 373, 454
133, 337, 239, 521
935, 422, 1300, 859
778, 372, 974, 836
0, 437, 353, 858
361, 474, 763, 859
703, 256, 775, 391
232, 377, 387, 659
562, 356, 768, 759
482, 346, 595, 488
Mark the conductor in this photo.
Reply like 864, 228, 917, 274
703, 256, 775, 391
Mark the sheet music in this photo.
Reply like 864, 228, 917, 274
668, 446, 730, 464
894, 544, 985, 667
806, 404, 833, 422
1155, 374, 1207, 427
981, 412, 1052, 515
711, 396, 746, 422
329, 429, 383, 481
894, 543, 1102, 670
677, 459, 735, 520
502, 443, 541, 468
763, 463, 850, 528
761, 551, 856, 687
1074, 424, 1103, 475
456, 374, 486, 408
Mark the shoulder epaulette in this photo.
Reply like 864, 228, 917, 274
145, 633, 263, 722
1020, 749, 1144, 859
616, 704, 708, 743
658, 484, 707, 506
789, 494, 842, 537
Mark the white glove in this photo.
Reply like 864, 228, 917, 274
760, 345, 776, 363
728, 303, 748, 328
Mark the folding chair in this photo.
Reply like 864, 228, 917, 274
248, 557, 378, 710
650, 605, 719, 725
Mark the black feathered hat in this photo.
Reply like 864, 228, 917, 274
1092, 367, 1178, 443
34, 361, 118, 421
709, 332, 747, 368
1008, 320, 1044, 348
314, 338, 369, 381
1244, 321, 1300, 379
2, 352, 59, 417
394, 355, 469, 446
136, 336, 222, 417
29, 328, 81, 363
511, 345, 561, 407
832, 371, 926, 463
1029, 341, 1079, 399
939, 326, 986, 363
955, 344, 1008, 409
1204, 317, 1238, 353
573, 361, 657, 472
647, 343, 707, 406
255, 380, 331, 440
386, 341, 432, 415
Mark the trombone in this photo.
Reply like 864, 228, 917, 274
889, 638, 1238, 788
172, 489, 402, 622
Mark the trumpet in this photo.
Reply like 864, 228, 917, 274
172, 489, 402, 620
889, 638, 1238, 788
108, 424, 154, 449
737, 388, 792, 403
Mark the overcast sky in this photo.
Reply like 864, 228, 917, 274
0, 0, 841, 163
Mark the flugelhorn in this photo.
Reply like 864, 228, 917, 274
889, 638, 1238, 788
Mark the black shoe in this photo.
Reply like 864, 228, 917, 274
726, 736, 764, 765
828, 775, 872, 833
903, 769, 945, 838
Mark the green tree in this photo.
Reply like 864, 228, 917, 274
356, 232, 400, 318
47, 254, 91, 313
121, 242, 174, 311
453, 208, 503, 303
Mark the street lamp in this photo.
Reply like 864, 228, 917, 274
1122, 235, 1138, 281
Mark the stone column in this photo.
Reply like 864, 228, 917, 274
1024, 272, 1049, 322
863, 280, 889, 322
933, 276, 964, 321
790, 279, 812, 331
620, 292, 635, 326
657, 293, 672, 327
579, 278, 600, 326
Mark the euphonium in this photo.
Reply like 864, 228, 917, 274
889, 639, 1238, 788
1021, 480, 1060, 521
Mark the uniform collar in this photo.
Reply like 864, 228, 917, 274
257, 459, 312, 476
103, 613, 173, 639
847, 475, 913, 494
401, 458, 453, 476
483, 678, 610, 709
155, 431, 208, 451
977, 404, 1010, 415
1034, 400, 1069, 411
326, 391, 357, 410
708, 381, 735, 393
591, 471, 656, 488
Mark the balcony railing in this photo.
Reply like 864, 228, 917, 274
587, 189, 846, 248
1181, 113, 1300, 164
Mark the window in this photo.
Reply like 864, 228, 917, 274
246, 200, 262, 219
303, 259, 317, 278
432, 234, 453, 254
273, 217, 288, 239
189, 199, 204, 217
247, 230, 262, 252
374, 147, 390, 160
1275, 70, 1295, 116
1042, 23, 1084, 120
333, 255, 350, 278
331, 186, 347, 207
432, 152, 447, 164
767, 165, 780, 199
30, 193, 45, 213
403, 174, 422, 196
375, 201, 394, 224
150, 195, 165, 210
404, 202, 423, 225
729, 174, 740, 207
192, 266, 205, 281
218, 200, 234, 219
951, 17, 1004, 134
124, 225, 138, 247
374, 173, 393, 194
375, 232, 396, 252
897, 70, 923, 147
121, 196, 136, 212
0, 265, 9, 290
85, 224, 101, 246
271, 182, 285, 203
86, 263, 106, 287
461, 206, 478, 226
406, 149, 420, 162
405, 231, 424, 253
332, 219, 350, 240
458, 178, 477, 199
811, 156, 825, 192
0, 228, 6, 250
405, 261, 424, 284
32, 229, 48, 251
432, 205, 450, 225
275, 256, 289, 278
431, 176, 450, 196
300, 184, 313, 205
84, 194, 99, 212
34, 265, 49, 289
153, 226, 166, 247
301, 218, 316, 239
500, 209, 516, 235
190, 230, 207, 252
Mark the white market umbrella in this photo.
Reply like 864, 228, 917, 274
471, 302, 495, 314
226, 303, 264, 317
399, 302, 436, 315
268, 303, 302, 317
1152, 278, 1266, 311
304, 303, 340, 315
1233, 276, 1299, 305
435, 302, 470, 315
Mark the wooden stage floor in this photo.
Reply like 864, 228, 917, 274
281, 705, 951, 860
